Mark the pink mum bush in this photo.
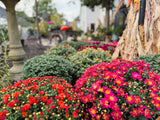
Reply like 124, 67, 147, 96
0, 76, 83, 120
74, 59, 160, 120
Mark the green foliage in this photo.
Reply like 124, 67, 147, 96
69, 48, 112, 83
44, 44, 77, 59
134, 54, 160, 73
34, 0, 57, 17
0, 29, 10, 89
81, 0, 114, 10
50, 13, 65, 26
0, 25, 9, 45
112, 26, 124, 36
21, 55, 73, 83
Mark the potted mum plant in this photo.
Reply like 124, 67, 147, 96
0, 76, 83, 120
74, 59, 160, 120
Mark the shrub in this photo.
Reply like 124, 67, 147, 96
134, 54, 160, 73
0, 76, 83, 120
70, 48, 112, 83
74, 59, 160, 120
44, 44, 77, 59
21, 55, 73, 83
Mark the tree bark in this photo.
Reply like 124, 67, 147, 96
112, 0, 160, 60
35, 0, 42, 45
1, 0, 26, 81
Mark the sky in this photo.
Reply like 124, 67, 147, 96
0, 0, 81, 22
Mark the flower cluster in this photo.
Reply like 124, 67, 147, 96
77, 41, 118, 54
74, 59, 160, 119
0, 76, 83, 120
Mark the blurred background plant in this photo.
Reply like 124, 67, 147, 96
0, 25, 9, 45
0, 25, 10, 89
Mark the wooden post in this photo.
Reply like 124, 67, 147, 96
2, 0, 26, 81
35, 0, 42, 45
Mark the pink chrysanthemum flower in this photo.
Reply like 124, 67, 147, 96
131, 72, 141, 80
115, 70, 124, 76
114, 78, 124, 86
103, 113, 110, 120
89, 107, 97, 117
95, 114, 101, 120
101, 98, 110, 108
144, 79, 156, 86
104, 88, 113, 96
111, 73, 118, 79
107, 94, 117, 102
130, 108, 138, 117
144, 108, 152, 119
111, 111, 123, 120
111, 103, 120, 111
134, 96, 142, 104
126, 95, 134, 104
91, 83, 100, 90
154, 102, 160, 111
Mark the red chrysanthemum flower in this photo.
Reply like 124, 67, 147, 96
3, 94, 10, 100
2, 110, 7, 116
72, 111, 78, 118
38, 91, 44, 95
21, 103, 31, 111
29, 96, 38, 104
7, 101, 15, 108
41, 96, 48, 102
22, 112, 27, 117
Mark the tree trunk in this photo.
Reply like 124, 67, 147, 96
105, 8, 110, 30
35, 0, 42, 45
113, 0, 160, 60
1, 0, 26, 81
